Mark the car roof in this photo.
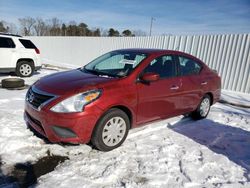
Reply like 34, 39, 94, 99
114, 48, 205, 64
115, 48, 191, 56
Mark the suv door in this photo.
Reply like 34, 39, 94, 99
176, 55, 203, 113
136, 54, 182, 124
0, 37, 16, 68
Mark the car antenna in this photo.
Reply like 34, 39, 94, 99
175, 46, 179, 51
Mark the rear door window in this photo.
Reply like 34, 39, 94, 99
0, 37, 15, 48
19, 39, 37, 49
177, 56, 202, 76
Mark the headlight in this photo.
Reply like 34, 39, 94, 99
50, 89, 102, 113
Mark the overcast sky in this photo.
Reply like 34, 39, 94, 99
0, 0, 249, 35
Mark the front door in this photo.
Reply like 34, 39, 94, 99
136, 55, 182, 124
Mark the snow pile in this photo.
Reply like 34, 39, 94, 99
42, 58, 79, 69
221, 90, 250, 107
0, 68, 250, 187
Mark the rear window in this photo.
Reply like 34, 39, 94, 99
19, 39, 37, 49
0, 37, 15, 48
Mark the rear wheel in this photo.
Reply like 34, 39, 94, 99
91, 108, 130, 151
191, 94, 211, 120
16, 61, 34, 77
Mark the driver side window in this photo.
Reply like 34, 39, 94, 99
143, 55, 176, 78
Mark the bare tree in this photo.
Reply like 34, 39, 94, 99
100, 29, 109, 36
92, 28, 101, 36
0, 21, 18, 34
18, 17, 36, 36
0, 21, 8, 32
61, 23, 67, 36
6, 22, 17, 34
12, 16, 139, 37
78, 22, 88, 36
34, 18, 48, 36
49, 17, 61, 36
66, 21, 78, 36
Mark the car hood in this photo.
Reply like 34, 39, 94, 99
34, 69, 115, 95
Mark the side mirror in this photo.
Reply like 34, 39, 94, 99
140, 72, 160, 82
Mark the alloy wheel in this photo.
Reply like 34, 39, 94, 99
199, 98, 210, 117
20, 64, 32, 76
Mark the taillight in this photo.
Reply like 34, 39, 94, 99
35, 48, 40, 54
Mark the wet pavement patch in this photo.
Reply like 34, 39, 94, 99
0, 154, 69, 188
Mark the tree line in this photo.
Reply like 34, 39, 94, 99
0, 17, 146, 37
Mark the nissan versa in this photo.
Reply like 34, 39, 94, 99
24, 49, 221, 151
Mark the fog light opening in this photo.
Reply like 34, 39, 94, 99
52, 126, 77, 138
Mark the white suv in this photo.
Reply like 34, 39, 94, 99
0, 33, 41, 77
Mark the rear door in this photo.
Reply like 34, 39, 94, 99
175, 55, 203, 113
136, 54, 183, 124
0, 36, 16, 68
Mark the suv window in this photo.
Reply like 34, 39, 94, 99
0, 37, 15, 48
144, 55, 176, 78
178, 56, 201, 76
19, 39, 37, 49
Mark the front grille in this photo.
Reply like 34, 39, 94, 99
26, 87, 54, 109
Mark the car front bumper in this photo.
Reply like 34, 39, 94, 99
24, 102, 103, 144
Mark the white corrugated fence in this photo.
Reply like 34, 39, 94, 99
29, 34, 250, 93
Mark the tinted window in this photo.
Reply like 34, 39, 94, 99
144, 55, 176, 78
19, 39, 37, 49
178, 56, 201, 76
0, 37, 15, 48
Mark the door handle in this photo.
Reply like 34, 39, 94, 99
201, 81, 207, 85
170, 85, 179, 90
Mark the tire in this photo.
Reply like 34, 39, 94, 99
1, 78, 25, 88
16, 61, 34, 77
191, 94, 211, 120
91, 108, 130, 151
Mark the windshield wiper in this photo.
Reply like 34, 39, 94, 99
82, 67, 121, 78
82, 67, 100, 75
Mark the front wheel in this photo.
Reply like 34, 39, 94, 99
191, 94, 211, 120
91, 108, 130, 151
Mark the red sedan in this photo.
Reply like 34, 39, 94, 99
24, 49, 221, 151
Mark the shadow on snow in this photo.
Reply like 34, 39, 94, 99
169, 117, 250, 179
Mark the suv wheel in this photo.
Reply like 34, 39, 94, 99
91, 108, 130, 151
16, 61, 34, 77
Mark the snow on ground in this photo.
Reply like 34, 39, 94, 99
0, 68, 250, 188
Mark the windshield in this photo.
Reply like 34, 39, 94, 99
83, 51, 147, 77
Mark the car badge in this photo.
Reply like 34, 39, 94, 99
28, 92, 35, 103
